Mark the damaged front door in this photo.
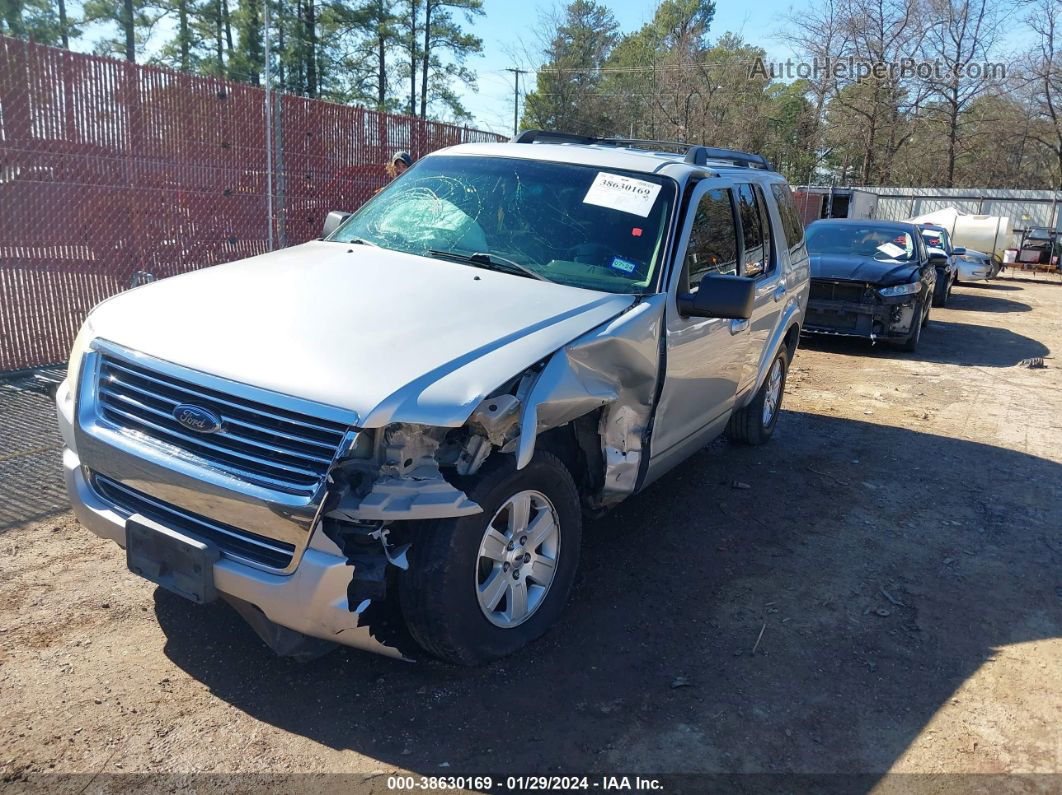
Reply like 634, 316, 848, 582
650, 181, 751, 470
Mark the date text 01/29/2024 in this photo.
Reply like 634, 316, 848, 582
386, 776, 665, 791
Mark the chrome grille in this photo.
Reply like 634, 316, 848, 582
95, 354, 348, 495
92, 473, 295, 569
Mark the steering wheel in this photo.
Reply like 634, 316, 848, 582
565, 242, 616, 269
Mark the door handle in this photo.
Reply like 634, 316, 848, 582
729, 318, 749, 335
772, 285, 787, 302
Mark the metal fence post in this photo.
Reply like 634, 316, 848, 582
264, 0, 274, 252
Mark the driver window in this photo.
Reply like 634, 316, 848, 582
686, 188, 739, 291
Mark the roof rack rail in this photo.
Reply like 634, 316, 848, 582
512, 130, 598, 145
511, 129, 773, 171
684, 146, 772, 170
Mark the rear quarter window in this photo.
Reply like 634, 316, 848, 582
771, 183, 805, 252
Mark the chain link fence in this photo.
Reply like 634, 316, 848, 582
0, 35, 505, 372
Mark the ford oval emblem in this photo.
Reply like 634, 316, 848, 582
172, 404, 223, 434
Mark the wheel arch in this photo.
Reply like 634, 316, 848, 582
738, 307, 802, 410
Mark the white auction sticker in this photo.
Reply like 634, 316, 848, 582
876, 242, 906, 259
582, 172, 662, 217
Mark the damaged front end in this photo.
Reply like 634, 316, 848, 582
804, 279, 921, 343
291, 296, 667, 658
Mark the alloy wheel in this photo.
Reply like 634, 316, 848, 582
475, 490, 561, 628
762, 357, 784, 427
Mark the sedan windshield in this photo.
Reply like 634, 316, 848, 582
807, 224, 917, 262
329, 155, 676, 293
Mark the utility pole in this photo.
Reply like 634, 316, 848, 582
264, 0, 274, 251
505, 67, 527, 137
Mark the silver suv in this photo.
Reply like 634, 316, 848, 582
57, 131, 810, 664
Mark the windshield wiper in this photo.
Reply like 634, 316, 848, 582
426, 249, 549, 282
346, 237, 378, 247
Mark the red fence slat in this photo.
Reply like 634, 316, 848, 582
0, 35, 504, 371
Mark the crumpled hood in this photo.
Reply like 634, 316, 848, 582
86, 241, 636, 427
811, 254, 919, 286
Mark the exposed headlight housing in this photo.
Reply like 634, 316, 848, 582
878, 281, 921, 297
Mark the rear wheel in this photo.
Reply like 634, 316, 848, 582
726, 351, 787, 445
399, 452, 582, 665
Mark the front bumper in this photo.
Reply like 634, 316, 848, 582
56, 377, 405, 659
803, 295, 919, 342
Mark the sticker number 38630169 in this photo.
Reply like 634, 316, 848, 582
582, 172, 662, 218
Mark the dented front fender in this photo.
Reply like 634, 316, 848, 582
516, 295, 666, 504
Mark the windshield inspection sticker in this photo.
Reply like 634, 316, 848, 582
876, 242, 907, 259
583, 172, 661, 217
609, 256, 638, 273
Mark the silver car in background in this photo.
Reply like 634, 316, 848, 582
955, 247, 995, 283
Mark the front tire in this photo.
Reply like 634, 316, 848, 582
726, 350, 787, 445
896, 300, 925, 351
399, 452, 582, 665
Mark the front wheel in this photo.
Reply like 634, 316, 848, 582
399, 452, 582, 665
726, 350, 787, 445
895, 300, 925, 351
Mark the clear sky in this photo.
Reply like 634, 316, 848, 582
461, 0, 794, 135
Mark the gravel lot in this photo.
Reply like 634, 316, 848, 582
1, 278, 1059, 789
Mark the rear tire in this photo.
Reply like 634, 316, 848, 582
726, 351, 787, 445
398, 452, 582, 665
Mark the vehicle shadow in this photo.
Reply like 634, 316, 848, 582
945, 290, 1031, 313
955, 282, 1022, 292
801, 320, 1049, 367
155, 412, 1062, 776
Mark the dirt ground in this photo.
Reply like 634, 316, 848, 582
1, 276, 1060, 790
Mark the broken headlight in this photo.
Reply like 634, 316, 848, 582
878, 281, 921, 298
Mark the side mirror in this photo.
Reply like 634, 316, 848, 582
677, 273, 756, 320
322, 210, 351, 239
952, 246, 966, 255
928, 251, 948, 265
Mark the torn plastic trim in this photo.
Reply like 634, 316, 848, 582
515, 294, 666, 506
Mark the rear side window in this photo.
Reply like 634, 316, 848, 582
685, 188, 739, 289
736, 184, 769, 277
771, 183, 806, 251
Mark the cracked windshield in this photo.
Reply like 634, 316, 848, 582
330, 155, 676, 293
